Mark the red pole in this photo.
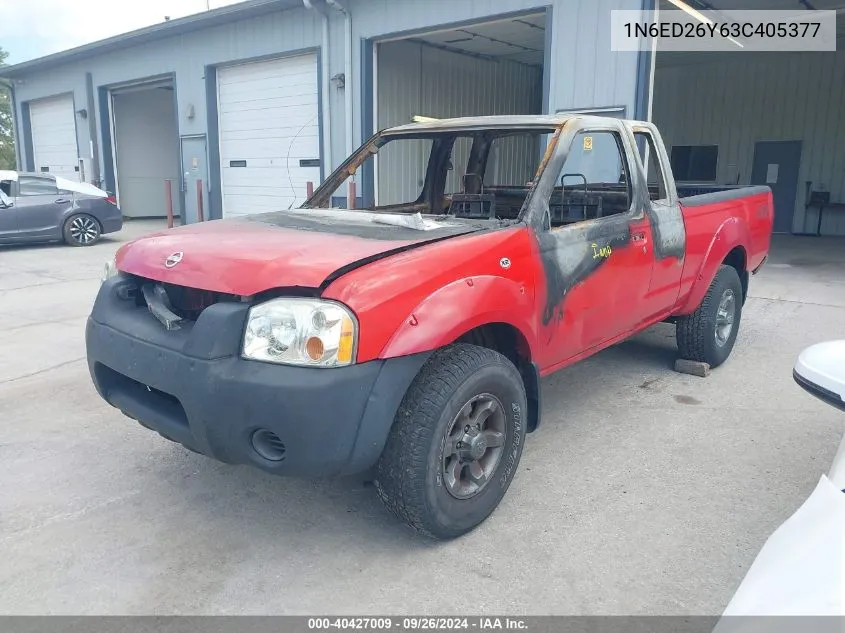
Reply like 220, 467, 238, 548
348, 181, 356, 209
196, 180, 205, 222
164, 180, 174, 229
306, 181, 314, 198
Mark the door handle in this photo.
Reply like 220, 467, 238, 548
54, 198, 70, 204
632, 232, 648, 243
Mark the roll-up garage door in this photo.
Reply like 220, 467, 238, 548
29, 95, 80, 181
217, 54, 321, 217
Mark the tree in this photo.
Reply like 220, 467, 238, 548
0, 46, 16, 170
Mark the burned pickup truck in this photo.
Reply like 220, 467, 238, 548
86, 115, 773, 539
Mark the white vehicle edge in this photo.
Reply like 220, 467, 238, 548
715, 340, 845, 625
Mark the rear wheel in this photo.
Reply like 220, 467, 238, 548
63, 213, 101, 246
676, 265, 743, 368
375, 344, 527, 539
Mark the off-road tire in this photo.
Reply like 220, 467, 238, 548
375, 344, 527, 539
63, 213, 102, 246
676, 265, 743, 368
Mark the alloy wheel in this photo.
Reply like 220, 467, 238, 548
441, 393, 507, 500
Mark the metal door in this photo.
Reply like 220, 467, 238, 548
217, 54, 320, 217
751, 140, 802, 234
181, 135, 208, 224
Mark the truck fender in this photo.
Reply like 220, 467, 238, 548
678, 217, 750, 315
379, 275, 537, 361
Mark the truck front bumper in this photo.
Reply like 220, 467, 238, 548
86, 278, 429, 477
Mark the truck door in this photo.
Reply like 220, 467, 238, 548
535, 123, 655, 366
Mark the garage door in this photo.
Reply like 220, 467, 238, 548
217, 54, 321, 217
29, 95, 80, 181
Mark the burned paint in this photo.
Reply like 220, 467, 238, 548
532, 128, 564, 184
643, 200, 686, 261
245, 208, 479, 241
534, 198, 682, 326
628, 124, 687, 261
305, 137, 382, 209
536, 213, 632, 326
529, 120, 689, 327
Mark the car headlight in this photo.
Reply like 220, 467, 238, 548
102, 258, 118, 283
242, 298, 357, 367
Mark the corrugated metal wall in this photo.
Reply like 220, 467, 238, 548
376, 40, 541, 205
112, 89, 182, 218
352, 0, 644, 152
654, 52, 845, 236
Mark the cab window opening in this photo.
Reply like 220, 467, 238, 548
305, 128, 555, 222
547, 130, 633, 229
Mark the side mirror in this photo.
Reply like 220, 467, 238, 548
795, 341, 845, 489
794, 340, 845, 412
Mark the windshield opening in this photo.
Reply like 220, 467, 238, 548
304, 128, 557, 221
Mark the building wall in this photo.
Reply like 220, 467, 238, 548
350, 0, 643, 144
12, 3, 326, 221
654, 52, 845, 236
10, 0, 645, 220
376, 40, 542, 205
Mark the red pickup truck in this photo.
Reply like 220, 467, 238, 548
87, 115, 773, 539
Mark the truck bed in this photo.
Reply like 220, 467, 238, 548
676, 186, 774, 311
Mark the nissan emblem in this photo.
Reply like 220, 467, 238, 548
165, 251, 184, 268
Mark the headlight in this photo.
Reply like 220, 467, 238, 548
102, 258, 118, 283
242, 298, 357, 367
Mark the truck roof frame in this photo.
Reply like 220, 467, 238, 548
381, 114, 651, 135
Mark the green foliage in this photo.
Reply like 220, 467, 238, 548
0, 47, 17, 170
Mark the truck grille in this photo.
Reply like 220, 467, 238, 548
160, 284, 233, 320
130, 276, 239, 322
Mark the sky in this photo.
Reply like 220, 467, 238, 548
1, 0, 245, 65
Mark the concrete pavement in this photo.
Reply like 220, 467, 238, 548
0, 223, 843, 615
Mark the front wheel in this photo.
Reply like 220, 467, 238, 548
375, 344, 527, 539
63, 213, 102, 246
676, 265, 743, 368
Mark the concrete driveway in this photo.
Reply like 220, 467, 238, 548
1, 224, 843, 615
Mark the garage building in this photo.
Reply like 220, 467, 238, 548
3, 0, 844, 237
0, 0, 639, 224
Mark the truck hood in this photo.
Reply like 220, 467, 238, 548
116, 211, 479, 296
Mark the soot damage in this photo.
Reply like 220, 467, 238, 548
535, 178, 687, 327
647, 203, 686, 261
537, 213, 632, 326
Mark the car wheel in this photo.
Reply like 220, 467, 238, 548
63, 213, 102, 246
676, 265, 743, 368
375, 343, 527, 539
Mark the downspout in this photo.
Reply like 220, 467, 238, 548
8, 81, 22, 170
85, 73, 101, 185
302, 0, 332, 177
647, 1, 658, 122
326, 0, 353, 165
